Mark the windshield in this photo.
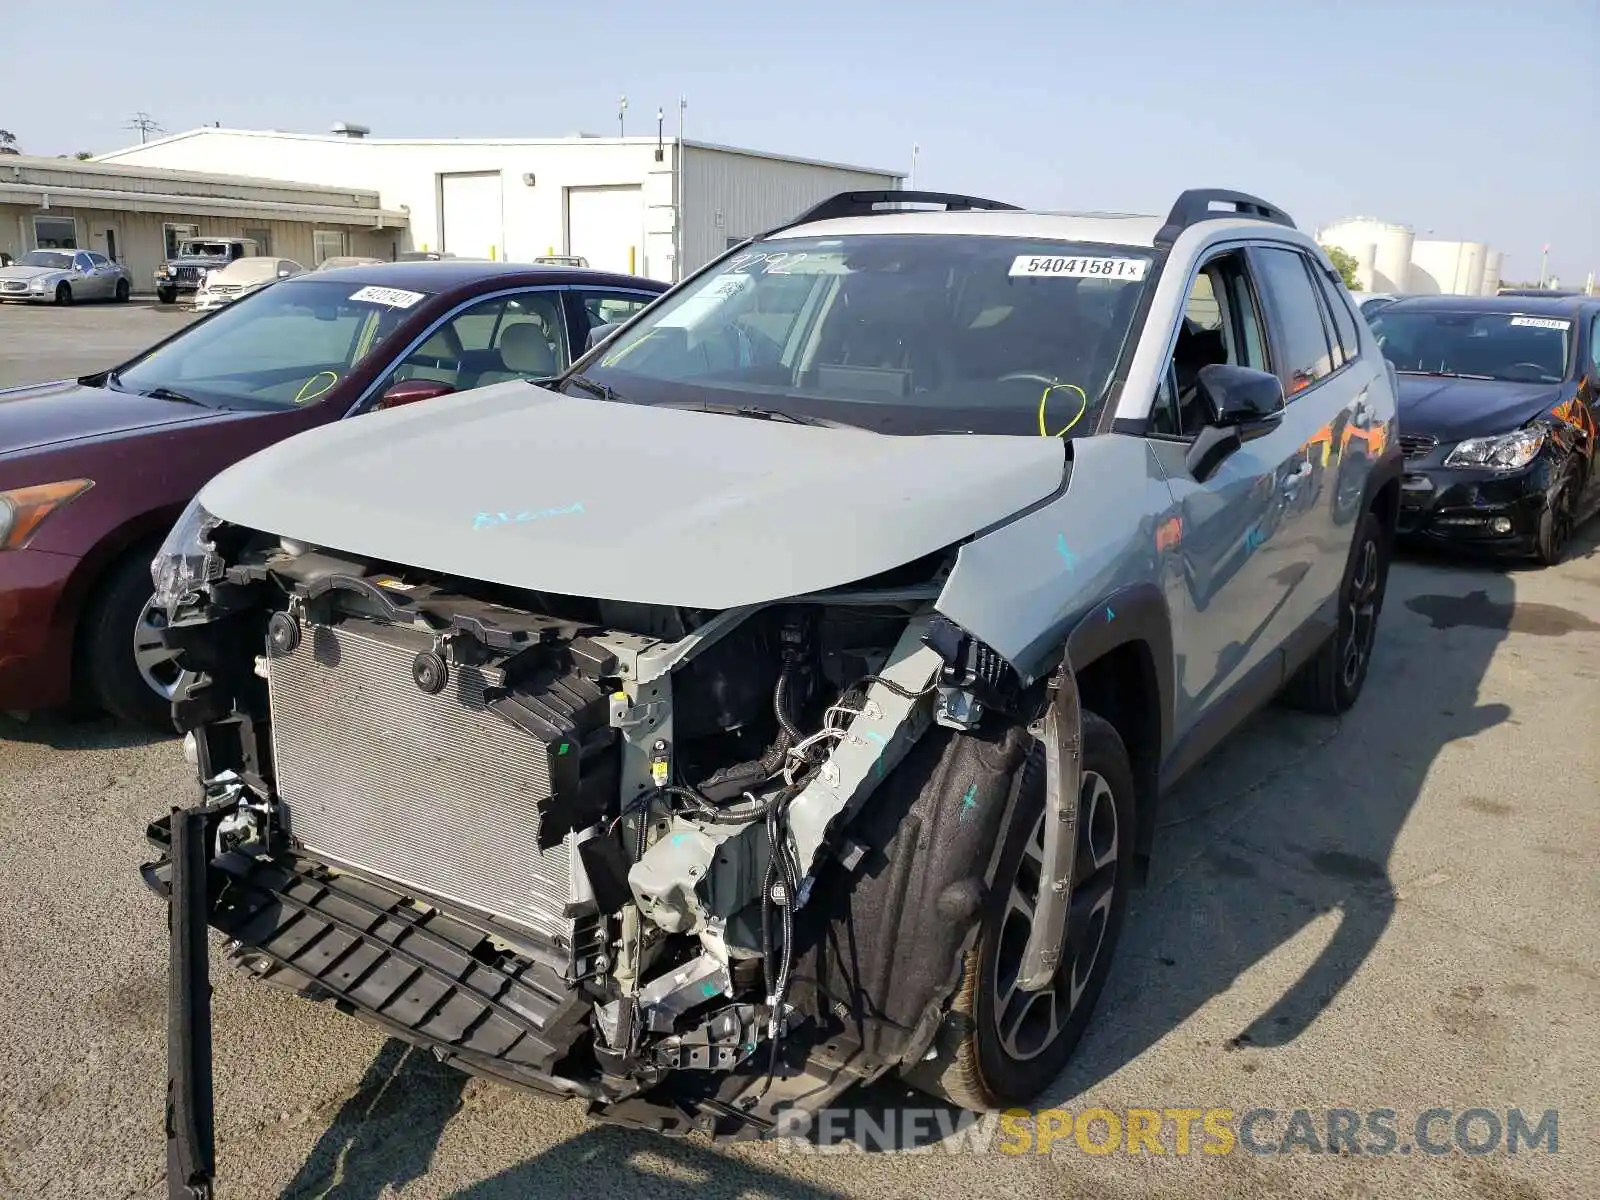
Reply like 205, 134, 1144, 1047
571, 234, 1154, 435
111, 277, 431, 410
179, 241, 233, 258
18, 251, 74, 270
1370, 309, 1572, 383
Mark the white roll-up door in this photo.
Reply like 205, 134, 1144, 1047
566, 185, 644, 275
440, 172, 504, 260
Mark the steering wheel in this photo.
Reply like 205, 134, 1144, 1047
997, 371, 1060, 387
1505, 362, 1550, 377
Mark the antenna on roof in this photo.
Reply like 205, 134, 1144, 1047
124, 112, 163, 144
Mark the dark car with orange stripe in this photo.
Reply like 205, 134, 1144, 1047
0, 261, 665, 727
1371, 294, 1599, 564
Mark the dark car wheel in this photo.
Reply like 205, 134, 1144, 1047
1281, 510, 1389, 715
917, 711, 1136, 1111
54, 282, 72, 305
157, 287, 177, 305
79, 549, 180, 732
1534, 470, 1579, 567
114, 278, 130, 303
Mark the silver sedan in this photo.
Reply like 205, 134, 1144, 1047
0, 248, 134, 304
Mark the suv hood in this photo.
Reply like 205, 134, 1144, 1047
1396, 376, 1565, 442
201, 384, 1069, 609
0, 380, 229, 457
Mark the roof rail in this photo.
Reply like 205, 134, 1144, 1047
1154, 188, 1295, 247
765, 189, 1020, 237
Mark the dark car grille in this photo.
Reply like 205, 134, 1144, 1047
1398, 434, 1438, 461
1, 280, 31, 293
175, 265, 205, 281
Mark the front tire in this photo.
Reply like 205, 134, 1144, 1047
1534, 469, 1579, 566
114, 278, 130, 303
54, 282, 72, 305
79, 549, 180, 732
157, 286, 177, 305
915, 711, 1136, 1111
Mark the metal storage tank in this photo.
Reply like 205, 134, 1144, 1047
1411, 240, 1490, 296
1456, 242, 1486, 295
1317, 217, 1414, 294
1481, 250, 1503, 296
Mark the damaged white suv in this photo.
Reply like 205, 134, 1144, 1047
145, 189, 1400, 1189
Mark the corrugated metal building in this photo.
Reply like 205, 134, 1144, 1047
0, 156, 407, 289
95, 126, 904, 282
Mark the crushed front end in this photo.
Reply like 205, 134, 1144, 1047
141, 505, 1049, 1177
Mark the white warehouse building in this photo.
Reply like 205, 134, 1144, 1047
1315, 217, 1503, 297
96, 124, 904, 282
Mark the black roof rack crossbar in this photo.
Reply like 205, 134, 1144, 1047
1154, 188, 1295, 247
765, 190, 1021, 237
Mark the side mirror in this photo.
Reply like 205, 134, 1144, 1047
375, 379, 456, 410
1195, 363, 1285, 426
1184, 365, 1286, 483
586, 322, 620, 351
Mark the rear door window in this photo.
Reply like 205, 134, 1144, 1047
1253, 246, 1335, 396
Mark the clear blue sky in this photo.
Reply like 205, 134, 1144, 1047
4, 0, 1595, 282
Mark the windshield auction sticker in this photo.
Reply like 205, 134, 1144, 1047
1010, 255, 1149, 281
349, 285, 427, 309
1508, 316, 1569, 331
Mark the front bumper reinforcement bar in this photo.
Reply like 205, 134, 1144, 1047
166, 803, 218, 1200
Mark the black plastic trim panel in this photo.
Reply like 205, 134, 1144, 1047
209, 854, 592, 1078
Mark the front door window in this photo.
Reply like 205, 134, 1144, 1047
382, 291, 569, 400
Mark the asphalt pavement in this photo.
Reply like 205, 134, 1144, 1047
1, 304, 1596, 1199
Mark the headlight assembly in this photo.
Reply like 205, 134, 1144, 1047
0, 479, 94, 549
1443, 427, 1546, 471
151, 497, 225, 613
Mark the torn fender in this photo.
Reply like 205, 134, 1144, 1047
1016, 659, 1082, 993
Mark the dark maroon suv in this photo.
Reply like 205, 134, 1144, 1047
0, 261, 665, 727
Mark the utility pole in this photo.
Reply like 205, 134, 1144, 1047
124, 112, 163, 143
1539, 243, 1549, 288
675, 97, 686, 281
909, 143, 919, 190
618, 95, 627, 138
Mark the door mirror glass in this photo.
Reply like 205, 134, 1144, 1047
1195, 363, 1285, 427
375, 379, 456, 410
586, 321, 619, 351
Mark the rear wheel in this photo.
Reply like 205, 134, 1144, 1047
114, 278, 130, 303
54, 282, 72, 305
1281, 510, 1388, 715
79, 549, 180, 732
914, 711, 1135, 1110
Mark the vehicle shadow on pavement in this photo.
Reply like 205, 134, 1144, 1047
280, 1039, 848, 1199
0, 711, 173, 751
279, 1040, 467, 1200
451, 1125, 849, 1200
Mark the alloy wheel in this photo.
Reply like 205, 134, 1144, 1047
1342, 536, 1380, 690
989, 770, 1119, 1061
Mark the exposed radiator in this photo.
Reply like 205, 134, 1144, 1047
266, 619, 584, 942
